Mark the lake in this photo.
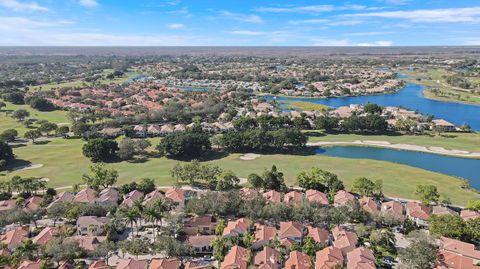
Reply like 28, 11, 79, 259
267, 82, 480, 130
315, 146, 480, 189
170, 85, 209, 91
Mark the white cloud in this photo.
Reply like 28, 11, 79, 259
0, 0, 48, 12
311, 38, 352, 46
380, 0, 412, 5
167, 23, 184, 29
257, 5, 334, 13
357, 40, 393, 46
0, 16, 73, 30
346, 31, 394, 36
463, 38, 480, 45
346, 7, 480, 23
229, 30, 265, 36
220, 11, 263, 23
288, 19, 329, 25
78, 0, 99, 8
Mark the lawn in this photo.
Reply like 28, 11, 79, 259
281, 101, 331, 111
1, 137, 478, 206
307, 132, 480, 152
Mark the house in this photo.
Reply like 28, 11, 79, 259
133, 125, 147, 137
100, 128, 124, 138
279, 221, 304, 241
460, 210, 480, 221
184, 215, 216, 236
0, 227, 28, 250
77, 216, 110, 236
71, 235, 107, 252
32, 227, 58, 246
184, 261, 210, 269
359, 197, 378, 214
188, 235, 215, 254
284, 191, 303, 204
88, 260, 109, 269
432, 119, 457, 132
148, 258, 180, 269
0, 200, 16, 212
74, 188, 96, 204
263, 190, 281, 203
332, 226, 358, 255
432, 205, 458, 216
255, 246, 280, 269
253, 224, 277, 250
22, 196, 43, 212
58, 261, 74, 269
122, 190, 144, 208
96, 187, 119, 205
380, 201, 405, 221
406, 202, 431, 227
305, 190, 329, 205
307, 226, 330, 244
116, 259, 149, 269
142, 190, 163, 207
165, 188, 186, 206
47, 191, 74, 209
315, 246, 343, 269
334, 190, 355, 206
437, 237, 480, 268
223, 218, 250, 237
346, 247, 376, 269
220, 245, 248, 269
284, 251, 312, 269
17, 260, 43, 269
240, 188, 258, 199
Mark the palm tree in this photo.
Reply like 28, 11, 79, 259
143, 207, 160, 241
125, 207, 140, 240
15, 239, 38, 260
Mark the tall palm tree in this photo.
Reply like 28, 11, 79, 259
125, 207, 140, 240
143, 206, 160, 241
15, 239, 38, 260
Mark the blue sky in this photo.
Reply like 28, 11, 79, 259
1, 0, 480, 46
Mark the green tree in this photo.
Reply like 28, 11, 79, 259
24, 130, 41, 143
247, 173, 264, 189
71, 122, 90, 137
12, 109, 29, 121
215, 170, 240, 191
82, 163, 118, 191
364, 103, 383, 114
351, 177, 383, 198
466, 199, 480, 210
82, 138, 118, 162
428, 215, 466, 239
315, 115, 339, 131
55, 126, 70, 138
414, 185, 440, 205
157, 131, 211, 159
38, 122, 58, 135
211, 236, 226, 262
0, 129, 18, 143
0, 141, 14, 169
398, 231, 438, 269
262, 165, 287, 191
44, 238, 82, 265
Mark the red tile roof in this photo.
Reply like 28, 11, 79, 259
284, 251, 312, 269
315, 246, 343, 269
220, 245, 249, 269
148, 258, 180, 269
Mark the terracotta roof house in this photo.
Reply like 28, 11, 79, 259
359, 197, 378, 214
223, 218, 250, 237
435, 250, 477, 269
77, 216, 110, 236
279, 221, 304, 241
315, 246, 344, 269
121, 190, 144, 208
165, 188, 186, 206
284, 251, 312, 269
116, 259, 149, 269
406, 202, 431, 227
184, 215, 216, 236
74, 188, 96, 204
58, 261, 74, 269
346, 247, 376, 269
280, 238, 296, 249
284, 191, 304, 205
47, 191, 74, 209
240, 188, 259, 199
380, 201, 405, 221
307, 226, 330, 244
148, 258, 180, 269
220, 245, 249, 269
0, 200, 16, 212
432, 205, 458, 216
88, 260, 109, 269
71, 235, 107, 252
32, 227, 58, 245
439, 237, 480, 267
332, 226, 358, 255
460, 210, 480, 221
0, 227, 28, 250
184, 261, 211, 269
23, 196, 43, 212
263, 190, 281, 203
188, 235, 215, 254
253, 224, 277, 250
97, 187, 119, 205
255, 246, 280, 269
142, 190, 164, 207
305, 190, 329, 205
334, 190, 355, 206
17, 260, 43, 269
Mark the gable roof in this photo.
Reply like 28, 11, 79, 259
32, 227, 58, 245
148, 258, 180, 269
305, 190, 329, 205
255, 224, 277, 243
332, 226, 358, 252
284, 191, 303, 204
165, 188, 185, 203
440, 237, 480, 260
460, 210, 480, 221
122, 190, 144, 208
284, 251, 312, 269
315, 246, 343, 269
17, 260, 42, 269
89, 260, 109, 269
116, 259, 149, 269
74, 188, 96, 203
406, 202, 431, 220
334, 190, 355, 205
142, 190, 163, 206
97, 187, 119, 204
279, 221, 304, 239
307, 226, 330, 244
0, 227, 28, 249
223, 218, 250, 237
220, 245, 248, 269
187, 235, 216, 248
263, 190, 281, 203
359, 197, 378, 213
346, 247, 376, 269
255, 247, 280, 269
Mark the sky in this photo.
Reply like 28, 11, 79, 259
1, 0, 480, 46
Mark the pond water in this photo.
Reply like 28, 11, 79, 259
315, 146, 480, 189
170, 85, 210, 91
267, 82, 480, 130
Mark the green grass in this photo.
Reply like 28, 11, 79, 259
29, 73, 140, 91
1, 137, 478, 206
281, 101, 331, 111
307, 132, 480, 152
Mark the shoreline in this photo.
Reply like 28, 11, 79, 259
307, 140, 480, 159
